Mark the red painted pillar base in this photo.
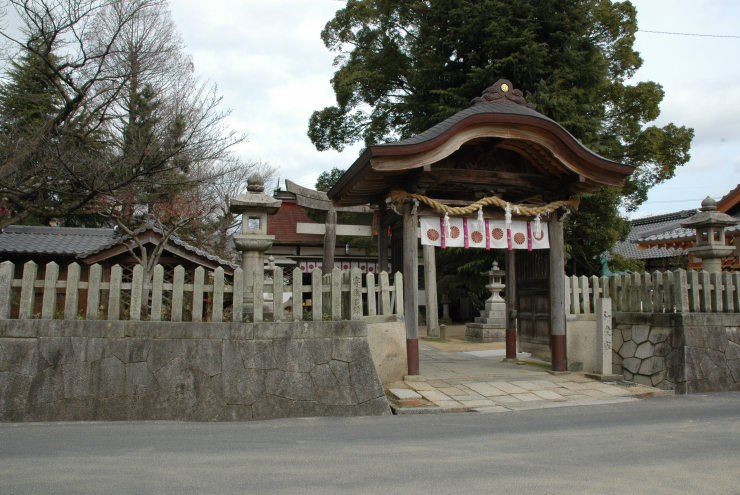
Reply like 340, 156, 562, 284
505, 328, 517, 360
551, 334, 566, 372
407, 338, 419, 375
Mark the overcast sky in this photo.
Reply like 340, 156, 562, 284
168, 0, 740, 219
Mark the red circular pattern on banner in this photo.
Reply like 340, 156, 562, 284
471, 231, 483, 243
514, 232, 526, 245
492, 228, 504, 240
427, 229, 439, 241
450, 226, 460, 239
534, 230, 544, 241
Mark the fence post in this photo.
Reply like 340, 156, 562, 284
331, 267, 341, 321
674, 268, 689, 313
570, 275, 580, 314
724, 271, 735, 314
311, 269, 322, 321
273, 266, 284, 322
564, 276, 571, 315
86, 264, 102, 321
192, 266, 205, 322
350, 268, 362, 320
292, 267, 302, 321
610, 274, 620, 311
0, 261, 15, 319
379, 271, 391, 315
64, 263, 81, 320
19, 261, 38, 320
171, 265, 185, 322
151, 264, 164, 322
652, 270, 663, 313
600, 276, 609, 306
710, 272, 722, 313
232, 268, 244, 323
394, 271, 404, 315
41, 261, 59, 319
212, 267, 225, 323
664, 270, 675, 313
108, 264, 122, 320
591, 275, 601, 302
129, 264, 143, 321
687, 270, 700, 312
366, 272, 376, 317
632, 273, 642, 312
641, 272, 652, 313
580, 275, 590, 314
253, 268, 263, 322
699, 270, 711, 313
733, 273, 740, 314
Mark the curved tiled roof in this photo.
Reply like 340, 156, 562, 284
80, 223, 239, 270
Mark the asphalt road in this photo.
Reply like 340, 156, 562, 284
1, 393, 739, 494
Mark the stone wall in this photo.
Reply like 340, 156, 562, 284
365, 315, 407, 385
613, 313, 740, 394
566, 314, 598, 373
0, 320, 390, 421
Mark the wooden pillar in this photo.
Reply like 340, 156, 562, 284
505, 249, 517, 360
423, 244, 439, 338
403, 202, 419, 375
378, 204, 389, 273
549, 209, 567, 372
323, 207, 337, 275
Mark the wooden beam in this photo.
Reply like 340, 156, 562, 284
549, 210, 567, 372
323, 208, 336, 275
403, 202, 419, 375
378, 203, 390, 273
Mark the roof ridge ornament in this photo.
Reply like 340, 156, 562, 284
471, 79, 534, 109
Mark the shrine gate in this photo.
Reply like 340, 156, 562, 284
326, 80, 634, 374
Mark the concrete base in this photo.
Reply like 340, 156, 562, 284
502, 357, 521, 364
547, 370, 571, 376
464, 323, 505, 343
585, 373, 624, 382
404, 374, 426, 383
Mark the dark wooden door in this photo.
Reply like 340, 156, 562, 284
516, 250, 551, 356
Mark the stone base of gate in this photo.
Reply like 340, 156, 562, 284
464, 323, 505, 343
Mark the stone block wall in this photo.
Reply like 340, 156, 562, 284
0, 320, 391, 421
613, 313, 740, 394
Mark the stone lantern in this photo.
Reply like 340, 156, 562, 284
229, 173, 282, 313
680, 196, 736, 273
465, 261, 506, 343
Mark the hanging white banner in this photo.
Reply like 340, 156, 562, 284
420, 217, 549, 249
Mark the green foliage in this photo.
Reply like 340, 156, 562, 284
316, 167, 347, 192
565, 187, 631, 275
608, 252, 645, 274
309, 0, 695, 277
436, 247, 504, 306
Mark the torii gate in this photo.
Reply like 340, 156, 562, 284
284, 179, 375, 274
326, 80, 634, 375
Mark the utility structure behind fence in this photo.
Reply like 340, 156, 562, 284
0, 261, 403, 323
565, 269, 740, 315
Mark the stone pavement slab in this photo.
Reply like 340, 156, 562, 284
388, 343, 672, 416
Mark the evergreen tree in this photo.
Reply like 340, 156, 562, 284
308, 0, 694, 276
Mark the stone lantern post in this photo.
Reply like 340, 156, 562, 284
680, 196, 736, 273
229, 174, 282, 314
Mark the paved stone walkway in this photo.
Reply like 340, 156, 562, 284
388, 343, 669, 414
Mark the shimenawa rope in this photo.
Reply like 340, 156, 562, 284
388, 190, 580, 217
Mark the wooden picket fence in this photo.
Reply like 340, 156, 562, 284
0, 260, 403, 322
565, 269, 740, 315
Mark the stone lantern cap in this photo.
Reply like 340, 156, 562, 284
229, 173, 282, 215
680, 197, 736, 229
